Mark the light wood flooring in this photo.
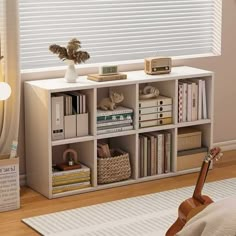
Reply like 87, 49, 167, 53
1, 150, 236, 236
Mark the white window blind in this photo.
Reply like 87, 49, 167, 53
19, 0, 222, 70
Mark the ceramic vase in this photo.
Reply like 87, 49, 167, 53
64, 60, 77, 83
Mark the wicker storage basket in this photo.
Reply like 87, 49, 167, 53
97, 149, 131, 184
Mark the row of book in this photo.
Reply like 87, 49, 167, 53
52, 164, 91, 194
51, 92, 89, 140
139, 131, 172, 177
139, 95, 173, 128
178, 79, 207, 123
97, 106, 134, 135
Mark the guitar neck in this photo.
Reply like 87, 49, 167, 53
192, 160, 211, 203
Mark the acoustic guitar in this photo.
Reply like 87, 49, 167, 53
166, 147, 222, 236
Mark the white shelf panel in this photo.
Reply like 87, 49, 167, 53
51, 135, 95, 146
138, 124, 176, 133
177, 119, 211, 128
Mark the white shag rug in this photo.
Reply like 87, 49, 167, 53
22, 178, 236, 236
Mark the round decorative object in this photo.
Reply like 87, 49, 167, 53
0, 82, 11, 100
139, 85, 159, 99
64, 60, 77, 83
63, 148, 78, 165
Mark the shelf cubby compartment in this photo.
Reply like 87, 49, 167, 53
96, 84, 136, 135
176, 124, 212, 173
177, 75, 213, 124
138, 80, 175, 129
138, 129, 175, 179
51, 140, 95, 197
96, 134, 137, 185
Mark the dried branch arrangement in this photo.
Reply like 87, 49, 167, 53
49, 38, 90, 64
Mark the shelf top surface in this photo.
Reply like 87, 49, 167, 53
25, 66, 213, 92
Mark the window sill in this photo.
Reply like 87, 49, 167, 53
21, 53, 220, 81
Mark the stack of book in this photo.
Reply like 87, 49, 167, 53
139, 95, 172, 128
139, 131, 172, 177
97, 106, 134, 134
52, 164, 91, 194
178, 79, 207, 123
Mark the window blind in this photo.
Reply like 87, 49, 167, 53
19, 0, 222, 70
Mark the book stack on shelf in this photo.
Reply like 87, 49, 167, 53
139, 131, 172, 177
51, 91, 89, 140
97, 106, 134, 134
139, 95, 172, 128
52, 164, 91, 194
178, 79, 207, 123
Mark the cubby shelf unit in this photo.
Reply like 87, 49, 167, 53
24, 66, 214, 199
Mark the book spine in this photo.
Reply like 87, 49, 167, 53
178, 83, 183, 123
182, 83, 187, 122
202, 80, 207, 119
97, 113, 133, 122
187, 83, 192, 122
97, 108, 133, 117
97, 119, 132, 128
143, 136, 148, 177
97, 125, 133, 134
198, 79, 203, 120
139, 136, 144, 178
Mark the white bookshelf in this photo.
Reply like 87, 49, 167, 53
24, 66, 214, 199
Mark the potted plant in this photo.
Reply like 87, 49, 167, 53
49, 38, 90, 83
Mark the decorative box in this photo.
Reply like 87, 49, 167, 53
177, 127, 202, 151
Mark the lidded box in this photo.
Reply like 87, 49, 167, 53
177, 127, 202, 151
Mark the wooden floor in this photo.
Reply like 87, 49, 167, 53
1, 150, 236, 236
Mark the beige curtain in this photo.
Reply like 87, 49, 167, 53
0, 0, 20, 155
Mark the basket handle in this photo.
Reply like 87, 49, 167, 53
63, 148, 78, 163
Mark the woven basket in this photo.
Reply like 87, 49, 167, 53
97, 149, 131, 184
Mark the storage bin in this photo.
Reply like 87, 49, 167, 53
177, 151, 207, 171
0, 155, 20, 212
97, 149, 131, 184
178, 127, 202, 151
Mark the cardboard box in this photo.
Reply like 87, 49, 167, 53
177, 151, 207, 171
178, 127, 202, 151
0, 155, 20, 212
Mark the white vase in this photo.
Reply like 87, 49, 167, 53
64, 60, 77, 83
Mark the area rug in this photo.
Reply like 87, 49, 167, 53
22, 178, 236, 236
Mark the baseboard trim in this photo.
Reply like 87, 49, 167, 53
20, 174, 26, 186
213, 140, 236, 152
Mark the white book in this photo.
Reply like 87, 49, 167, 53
97, 125, 133, 134
187, 83, 192, 122
97, 106, 133, 117
157, 133, 164, 175
143, 135, 148, 177
202, 80, 207, 119
97, 119, 132, 128
191, 82, 198, 121
198, 79, 203, 120
182, 82, 187, 122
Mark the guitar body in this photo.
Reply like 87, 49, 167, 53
165, 147, 222, 236
166, 195, 213, 236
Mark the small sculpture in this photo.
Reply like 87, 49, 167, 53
139, 85, 159, 99
98, 91, 124, 110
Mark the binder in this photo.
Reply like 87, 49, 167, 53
139, 117, 172, 128
51, 95, 64, 140
139, 111, 172, 121
139, 95, 172, 108
139, 105, 172, 115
